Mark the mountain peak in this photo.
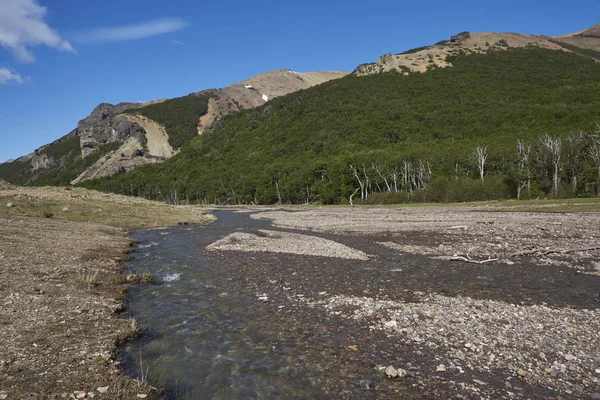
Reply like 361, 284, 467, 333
577, 22, 600, 38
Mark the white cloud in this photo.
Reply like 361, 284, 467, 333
0, 67, 24, 84
76, 18, 189, 44
0, 0, 75, 63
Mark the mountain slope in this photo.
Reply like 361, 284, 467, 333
0, 70, 346, 186
81, 47, 600, 204
355, 30, 595, 76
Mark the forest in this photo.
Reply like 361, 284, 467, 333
74, 48, 600, 204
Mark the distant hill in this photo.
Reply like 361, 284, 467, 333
5, 23, 600, 205
80, 46, 600, 204
0, 70, 346, 186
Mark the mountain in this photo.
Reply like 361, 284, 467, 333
0, 70, 346, 186
4, 24, 600, 205
354, 31, 568, 75
550, 23, 600, 56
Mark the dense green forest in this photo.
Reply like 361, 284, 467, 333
123, 94, 210, 148
77, 47, 600, 204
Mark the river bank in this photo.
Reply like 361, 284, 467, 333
0, 185, 212, 400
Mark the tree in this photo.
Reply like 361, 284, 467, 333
589, 125, 600, 197
516, 140, 531, 200
473, 146, 488, 181
540, 134, 561, 198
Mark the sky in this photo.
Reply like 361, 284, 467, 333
0, 0, 598, 162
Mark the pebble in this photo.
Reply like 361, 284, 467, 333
565, 354, 576, 361
385, 365, 398, 378
517, 369, 529, 377
96, 387, 109, 394
6, 203, 14, 208
137, 395, 147, 399
0, 394, 7, 400
436, 364, 447, 372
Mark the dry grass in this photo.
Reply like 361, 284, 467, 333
0, 186, 212, 399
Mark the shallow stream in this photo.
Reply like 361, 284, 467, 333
120, 211, 322, 399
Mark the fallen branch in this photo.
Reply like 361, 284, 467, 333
449, 243, 600, 264
507, 244, 600, 258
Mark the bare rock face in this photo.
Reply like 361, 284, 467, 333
1, 69, 347, 184
195, 70, 348, 135
450, 31, 471, 42
77, 102, 144, 158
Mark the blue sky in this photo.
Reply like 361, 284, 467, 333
0, 0, 598, 162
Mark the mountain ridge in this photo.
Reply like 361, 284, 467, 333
0, 69, 347, 185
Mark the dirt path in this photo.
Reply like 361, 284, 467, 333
0, 186, 212, 400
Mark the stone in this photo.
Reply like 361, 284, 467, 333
136, 395, 147, 399
96, 387, 109, 394
397, 368, 408, 378
517, 369, 529, 377
565, 354, 576, 361
436, 364, 447, 372
385, 365, 398, 378
0, 394, 7, 400
6, 203, 14, 208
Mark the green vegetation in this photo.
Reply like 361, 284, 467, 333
80, 48, 600, 204
0, 138, 123, 187
0, 137, 81, 185
550, 39, 600, 60
0, 157, 33, 185
123, 94, 210, 148
33, 141, 122, 186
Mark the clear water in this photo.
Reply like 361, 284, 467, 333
120, 211, 321, 399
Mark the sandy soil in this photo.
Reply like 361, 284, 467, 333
0, 186, 212, 399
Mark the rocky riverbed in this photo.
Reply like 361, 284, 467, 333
201, 206, 600, 399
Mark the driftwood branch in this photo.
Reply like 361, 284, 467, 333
449, 244, 600, 264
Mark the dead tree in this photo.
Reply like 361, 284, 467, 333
402, 160, 414, 193
373, 163, 392, 192
415, 160, 432, 190
516, 140, 531, 200
589, 127, 600, 197
390, 166, 399, 192
473, 146, 488, 181
350, 164, 367, 201
540, 134, 562, 198
565, 132, 585, 193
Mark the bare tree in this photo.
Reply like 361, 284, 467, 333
402, 160, 413, 193
350, 164, 371, 200
373, 163, 392, 192
390, 166, 399, 192
415, 160, 432, 190
516, 140, 531, 200
565, 131, 586, 193
540, 134, 562, 198
473, 146, 488, 181
589, 125, 600, 197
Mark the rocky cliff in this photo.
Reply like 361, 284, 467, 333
0, 69, 347, 186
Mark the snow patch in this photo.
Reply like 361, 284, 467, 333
262, 94, 269, 102
244, 85, 253, 88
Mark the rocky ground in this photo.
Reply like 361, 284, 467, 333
0, 185, 212, 400
202, 205, 600, 399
